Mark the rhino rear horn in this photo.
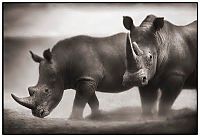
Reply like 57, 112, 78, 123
11, 94, 35, 109
132, 42, 143, 56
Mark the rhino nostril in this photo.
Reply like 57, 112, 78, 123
40, 109, 44, 117
142, 77, 147, 83
28, 90, 34, 96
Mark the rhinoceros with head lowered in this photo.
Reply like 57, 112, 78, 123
122, 15, 197, 116
11, 32, 144, 119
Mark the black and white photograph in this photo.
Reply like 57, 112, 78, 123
3, 2, 197, 134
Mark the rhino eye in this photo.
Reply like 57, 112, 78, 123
149, 55, 153, 60
148, 52, 153, 60
44, 88, 49, 94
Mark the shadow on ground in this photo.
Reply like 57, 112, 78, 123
3, 107, 197, 134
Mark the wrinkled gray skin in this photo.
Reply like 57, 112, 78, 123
122, 15, 197, 116
11, 33, 136, 119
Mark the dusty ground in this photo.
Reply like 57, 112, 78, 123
3, 107, 197, 134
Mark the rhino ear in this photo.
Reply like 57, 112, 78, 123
123, 16, 135, 30
43, 48, 52, 62
153, 17, 164, 31
29, 51, 43, 63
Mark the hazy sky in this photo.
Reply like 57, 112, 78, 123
4, 3, 197, 37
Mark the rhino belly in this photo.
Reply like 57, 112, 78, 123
96, 63, 131, 93
183, 70, 197, 89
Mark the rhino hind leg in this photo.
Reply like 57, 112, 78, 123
159, 75, 184, 116
69, 79, 97, 120
139, 84, 159, 116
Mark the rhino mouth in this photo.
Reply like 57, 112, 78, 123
122, 69, 148, 87
32, 108, 50, 118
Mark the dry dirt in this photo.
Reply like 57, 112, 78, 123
3, 107, 197, 134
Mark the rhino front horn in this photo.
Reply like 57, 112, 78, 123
11, 94, 35, 109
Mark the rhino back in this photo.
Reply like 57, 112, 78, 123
52, 33, 130, 92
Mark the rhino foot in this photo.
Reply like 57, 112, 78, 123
68, 115, 84, 121
85, 110, 104, 120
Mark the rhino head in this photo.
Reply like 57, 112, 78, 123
122, 15, 164, 87
11, 49, 64, 118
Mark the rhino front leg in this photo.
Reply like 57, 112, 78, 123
70, 80, 96, 119
139, 84, 159, 116
159, 75, 184, 116
69, 80, 96, 120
